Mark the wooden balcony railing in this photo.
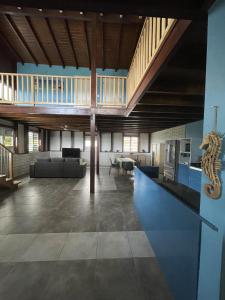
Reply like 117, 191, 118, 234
0, 73, 91, 107
0, 73, 127, 108
97, 75, 126, 107
0, 143, 14, 179
126, 17, 176, 105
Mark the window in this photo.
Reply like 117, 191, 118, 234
28, 131, 39, 152
123, 136, 138, 152
0, 127, 14, 151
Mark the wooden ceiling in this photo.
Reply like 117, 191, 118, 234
0, 5, 143, 69
0, 2, 210, 133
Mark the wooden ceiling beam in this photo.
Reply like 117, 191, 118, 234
0, 6, 145, 24
132, 105, 203, 114
83, 21, 91, 69
45, 17, 65, 67
147, 81, 205, 96
99, 20, 104, 70
65, 19, 78, 68
3, 14, 39, 65
130, 112, 202, 119
0, 30, 24, 63
139, 94, 204, 107
115, 22, 123, 71
25, 16, 52, 66
0, 1, 210, 20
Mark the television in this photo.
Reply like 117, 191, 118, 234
62, 148, 80, 158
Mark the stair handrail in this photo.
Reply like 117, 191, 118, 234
0, 143, 14, 179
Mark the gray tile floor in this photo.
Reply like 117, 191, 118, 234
0, 168, 174, 300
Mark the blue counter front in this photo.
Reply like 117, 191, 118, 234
177, 164, 202, 192
134, 168, 201, 300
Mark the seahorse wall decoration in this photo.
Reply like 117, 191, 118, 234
199, 131, 222, 199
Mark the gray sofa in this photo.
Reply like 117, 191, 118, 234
30, 158, 87, 178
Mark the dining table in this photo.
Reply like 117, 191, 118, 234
115, 157, 136, 168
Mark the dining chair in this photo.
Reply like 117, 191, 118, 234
109, 158, 119, 175
122, 161, 134, 175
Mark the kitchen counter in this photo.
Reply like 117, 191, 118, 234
134, 168, 201, 300
189, 165, 202, 172
153, 178, 200, 212
177, 163, 202, 192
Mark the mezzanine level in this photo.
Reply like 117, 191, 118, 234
0, 16, 177, 113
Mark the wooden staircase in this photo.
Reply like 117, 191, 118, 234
0, 143, 20, 190
0, 174, 20, 189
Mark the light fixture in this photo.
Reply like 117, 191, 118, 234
17, 6, 22, 10
38, 8, 43, 12
80, 11, 84, 15
119, 14, 123, 18
138, 15, 143, 19
59, 9, 63, 14
100, 12, 103, 17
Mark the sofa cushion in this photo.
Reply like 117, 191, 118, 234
36, 158, 50, 163
51, 158, 65, 163
64, 157, 80, 164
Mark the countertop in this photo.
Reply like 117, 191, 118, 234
153, 178, 200, 213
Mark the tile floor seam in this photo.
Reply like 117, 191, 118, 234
126, 231, 134, 258
57, 232, 69, 260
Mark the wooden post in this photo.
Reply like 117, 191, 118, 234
24, 124, 29, 154
96, 131, 100, 176
90, 114, 96, 193
90, 14, 97, 193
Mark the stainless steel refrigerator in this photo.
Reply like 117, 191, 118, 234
164, 140, 180, 181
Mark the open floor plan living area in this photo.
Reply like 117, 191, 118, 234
0, 0, 225, 299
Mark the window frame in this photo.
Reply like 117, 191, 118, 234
123, 136, 139, 153
28, 131, 39, 153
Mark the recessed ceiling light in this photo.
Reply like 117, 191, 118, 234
17, 6, 22, 10
59, 10, 63, 14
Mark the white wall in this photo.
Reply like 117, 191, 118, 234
101, 133, 111, 151
112, 133, 123, 152
62, 131, 71, 148
50, 131, 60, 151
151, 125, 186, 144
139, 133, 149, 152
150, 121, 203, 166
74, 132, 84, 151
48, 130, 151, 166
13, 151, 50, 178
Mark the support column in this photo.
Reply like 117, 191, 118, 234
197, 2, 225, 300
96, 132, 100, 176
24, 124, 29, 154
90, 14, 97, 193
90, 114, 96, 193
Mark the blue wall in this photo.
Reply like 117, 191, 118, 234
134, 168, 201, 300
198, 1, 225, 299
17, 63, 128, 77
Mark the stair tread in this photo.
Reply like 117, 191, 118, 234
0, 174, 6, 178
5, 178, 12, 182
13, 180, 21, 185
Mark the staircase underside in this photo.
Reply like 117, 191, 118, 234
0, 175, 20, 190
